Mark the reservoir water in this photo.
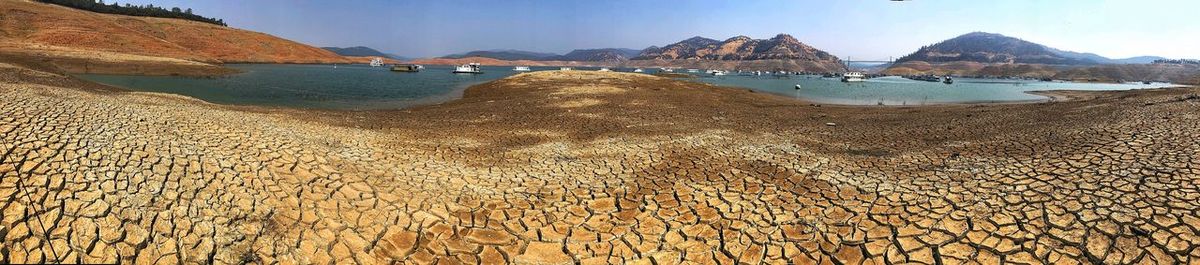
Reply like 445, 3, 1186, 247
698, 75, 1175, 105
80, 64, 534, 110
79, 64, 1178, 109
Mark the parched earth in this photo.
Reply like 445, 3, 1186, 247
1, 65, 1199, 264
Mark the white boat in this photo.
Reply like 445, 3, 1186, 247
633, 68, 644, 73
710, 70, 726, 76
841, 72, 866, 82
513, 66, 531, 72
687, 69, 699, 73
661, 68, 674, 72
598, 68, 612, 72
559, 67, 573, 71
369, 57, 384, 67
453, 63, 483, 74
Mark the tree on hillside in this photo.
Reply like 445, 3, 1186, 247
35, 0, 228, 26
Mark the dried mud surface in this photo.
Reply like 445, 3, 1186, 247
2, 67, 1199, 264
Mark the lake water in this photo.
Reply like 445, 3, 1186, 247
694, 75, 1176, 105
78, 64, 1177, 109
80, 64, 544, 110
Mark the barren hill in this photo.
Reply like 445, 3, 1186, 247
0, 0, 350, 74
632, 34, 845, 72
893, 32, 1094, 65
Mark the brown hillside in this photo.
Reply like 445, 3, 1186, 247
1053, 63, 1200, 83
881, 61, 988, 75
0, 0, 350, 64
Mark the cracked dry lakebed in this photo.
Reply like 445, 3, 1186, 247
2, 65, 1200, 264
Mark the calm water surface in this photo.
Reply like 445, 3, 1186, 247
80, 64, 543, 110
695, 75, 1176, 105
78, 64, 1178, 109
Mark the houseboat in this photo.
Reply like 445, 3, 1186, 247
513, 66, 531, 72
633, 68, 644, 73
390, 64, 422, 72
841, 72, 866, 82
452, 63, 483, 74
369, 57, 384, 67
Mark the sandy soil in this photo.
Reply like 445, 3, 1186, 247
2, 64, 1199, 264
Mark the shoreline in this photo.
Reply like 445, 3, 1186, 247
67, 63, 1197, 113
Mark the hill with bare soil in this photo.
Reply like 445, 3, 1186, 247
0, 0, 350, 68
1052, 63, 1200, 83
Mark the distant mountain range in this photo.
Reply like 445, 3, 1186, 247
438, 48, 640, 62
322, 46, 410, 60
441, 49, 560, 61
895, 32, 1163, 65
557, 48, 642, 62
433, 34, 843, 72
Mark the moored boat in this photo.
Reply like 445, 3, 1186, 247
369, 57, 384, 67
390, 64, 422, 72
452, 63, 483, 74
513, 66, 531, 71
906, 75, 941, 82
598, 67, 612, 72
633, 68, 644, 73
560, 67, 573, 71
943, 76, 954, 84
841, 72, 866, 82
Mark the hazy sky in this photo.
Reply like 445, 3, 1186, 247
124, 0, 1198, 60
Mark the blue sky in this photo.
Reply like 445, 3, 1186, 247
123, 0, 1198, 60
